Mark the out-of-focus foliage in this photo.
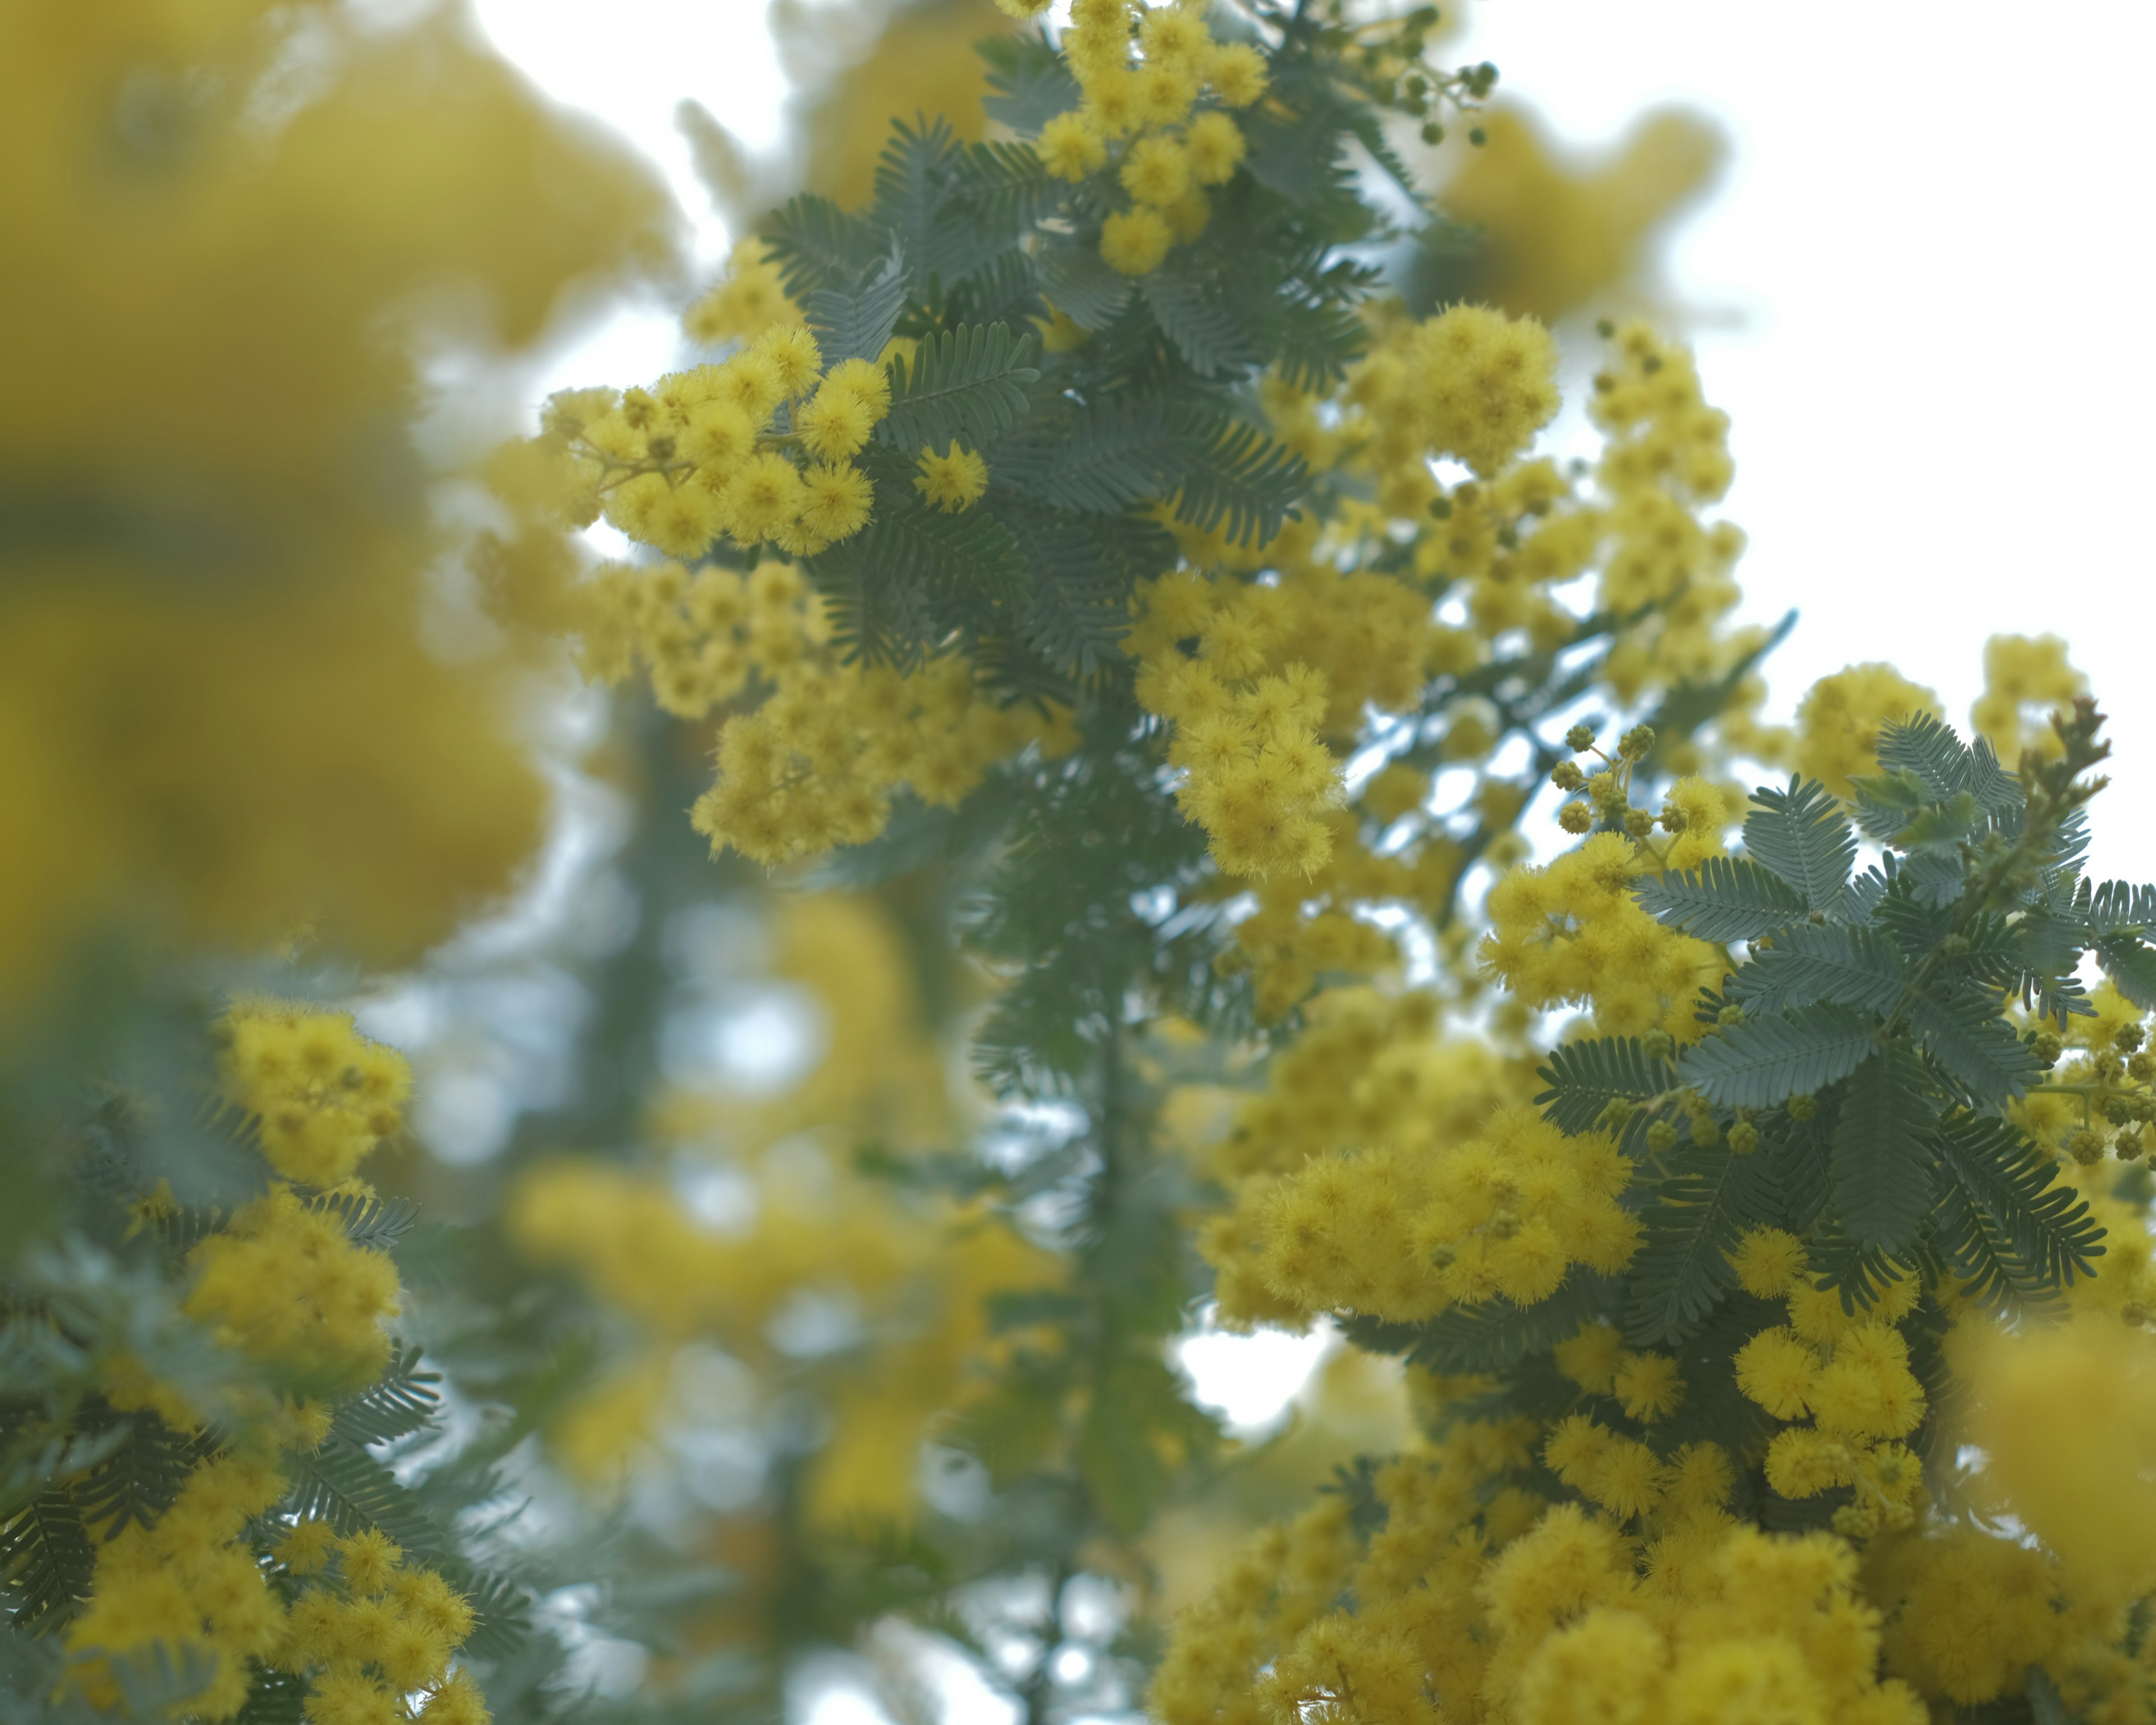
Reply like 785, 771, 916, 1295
0, 0, 675, 1006
15, 5, 2153, 1725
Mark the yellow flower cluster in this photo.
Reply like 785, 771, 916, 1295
1791, 663, 1941, 798
508, 547, 1058, 866
1028, 0, 1265, 276
1479, 831, 1726, 1043
1973, 631, 2086, 765
186, 1188, 403, 1392
1198, 991, 1528, 1324
684, 234, 802, 346
1239, 1105, 1637, 1323
72, 1482, 484, 1725
0, 0, 661, 1015
693, 656, 1050, 865
1153, 1421, 1929, 1725
511, 1158, 1054, 1530
276, 1527, 484, 1725
66, 1454, 291, 1721
533, 325, 885, 563
223, 1003, 414, 1189
177, 1002, 414, 1392
1129, 560, 1449, 878
1346, 303, 1562, 478
556, 556, 823, 720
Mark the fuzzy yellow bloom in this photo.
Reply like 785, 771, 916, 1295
797, 379, 877, 459
1734, 1326, 1821, 1420
1182, 109, 1248, 184
686, 234, 801, 343
913, 441, 989, 511
1038, 111, 1109, 181
722, 451, 808, 541
799, 462, 876, 543
1100, 206, 1175, 276
1730, 1225, 1808, 1297
1793, 663, 1942, 798
1120, 134, 1193, 207
1204, 41, 1268, 106
755, 321, 823, 396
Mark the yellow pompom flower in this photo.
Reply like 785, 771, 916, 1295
797, 380, 876, 460
1204, 41, 1268, 106
1039, 112, 1109, 182
1734, 1326, 1821, 1420
995, 0, 1054, 16
755, 322, 823, 397
1183, 109, 1247, 184
1730, 1226, 1808, 1298
722, 452, 808, 542
799, 462, 875, 542
1793, 663, 1941, 798
684, 234, 801, 343
640, 480, 725, 560
1614, 1350, 1685, 1422
1134, 60, 1199, 126
684, 399, 757, 469
1138, 4, 1211, 65
1100, 206, 1175, 276
913, 441, 989, 512
824, 356, 893, 421
714, 349, 788, 423
1081, 67, 1143, 137
1120, 135, 1192, 208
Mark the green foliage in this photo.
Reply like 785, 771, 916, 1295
1533, 1036, 1668, 1153
1742, 776, 1857, 912
1625, 1147, 1783, 1345
1631, 855, 1807, 943
875, 322, 1041, 453
1559, 706, 2140, 1341
1676, 1003, 1878, 1111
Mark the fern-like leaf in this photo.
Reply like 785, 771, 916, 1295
1743, 776, 1857, 911
803, 243, 908, 367
1410, 1273, 1619, 1375
1159, 409, 1306, 546
1034, 241, 1133, 330
1675, 1003, 1876, 1111
2096, 933, 2156, 1011
282, 1442, 442, 1558
329, 1345, 441, 1448
1828, 1043, 1937, 1252
1533, 1036, 1669, 1146
1730, 922, 1908, 1018
1140, 264, 1259, 377
1624, 1144, 1784, 1346
1933, 1115, 2105, 1304
876, 322, 1040, 453
1902, 987, 2036, 1104
0, 1490, 94, 1631
1633, 856, 1808, 943
759, 194, 886, 300
1874, 712, 1976, 801
308, 1190, 417, 1252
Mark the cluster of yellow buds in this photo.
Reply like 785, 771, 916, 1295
1021, 0, 1267, 277
538, 325, 884, 563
